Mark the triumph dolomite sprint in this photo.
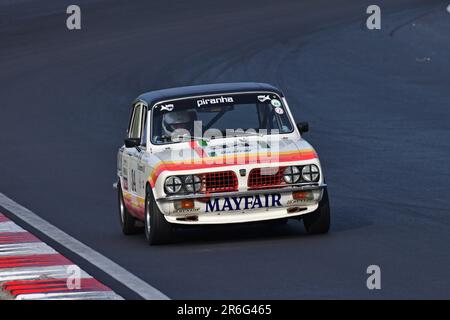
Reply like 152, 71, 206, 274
116, 83, 330, 245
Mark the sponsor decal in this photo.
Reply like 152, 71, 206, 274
159, 103, 174, 111
175, 208, 200, 213
257, 95, 271, 102
271, 99, 282, 107
122, 159, 128, 177
287, 199, 311, 206
117, 150, 123, 175
274, 107, 284, 115
205, 194, 282, 212
211, 144, 251, 156
196, 96, 234, 107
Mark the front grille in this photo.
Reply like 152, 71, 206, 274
201, 171, 238, 193
248, 167, 286, 190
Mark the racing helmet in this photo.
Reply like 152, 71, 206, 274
162, 110, 195, 137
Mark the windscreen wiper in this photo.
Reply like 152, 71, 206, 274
160, 135, 210, 143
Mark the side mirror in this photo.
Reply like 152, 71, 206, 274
297, 122, 309, 134
124, 138, 140, 148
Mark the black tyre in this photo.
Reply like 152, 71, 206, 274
144, 186, 173, 245
118, 185, 140, 235
303, 188, 330, 234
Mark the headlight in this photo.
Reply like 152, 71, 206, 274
283, 166, 300, 184
302, 165, 320, 182
184, 175, 202, 193
164, 176, 182, 194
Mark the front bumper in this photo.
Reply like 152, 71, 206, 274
157, 184, 326, 225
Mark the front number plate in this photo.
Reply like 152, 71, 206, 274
205, 193, 282, 212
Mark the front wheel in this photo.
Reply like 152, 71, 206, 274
303, 188, 330, 234
144, 186, 173, 245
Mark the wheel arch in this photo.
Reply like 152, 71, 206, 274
145, 181, 158, 202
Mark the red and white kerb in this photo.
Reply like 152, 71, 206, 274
0, 212, 122, 300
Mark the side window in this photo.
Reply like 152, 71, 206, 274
129, 104, 144, 140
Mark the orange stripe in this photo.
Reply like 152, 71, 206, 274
149, 149, 317, 186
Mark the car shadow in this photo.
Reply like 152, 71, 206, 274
167, 212, 372, 247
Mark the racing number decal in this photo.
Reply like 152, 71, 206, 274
122, 158, 129, 191
131, 169, 137, 192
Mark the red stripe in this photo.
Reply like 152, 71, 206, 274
0, 232, 40, 244
2, 278, 110, 296
0, 214, 9, 223
0, 254, 72, 269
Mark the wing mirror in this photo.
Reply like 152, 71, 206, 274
297, 122, 309, 134
124, 138, 140, 148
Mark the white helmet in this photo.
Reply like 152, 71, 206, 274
162, 111, 194, 137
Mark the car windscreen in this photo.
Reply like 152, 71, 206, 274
151, 92, 294, 144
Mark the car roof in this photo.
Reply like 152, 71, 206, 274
136, 82, 284, 106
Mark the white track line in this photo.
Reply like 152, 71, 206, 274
0, 192, 169, 300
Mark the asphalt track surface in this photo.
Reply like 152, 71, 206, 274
1, 0, 450, 299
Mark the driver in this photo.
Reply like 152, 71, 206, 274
162, 110, 195, 142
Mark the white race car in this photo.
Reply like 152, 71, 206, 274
116, 83, 330, 244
